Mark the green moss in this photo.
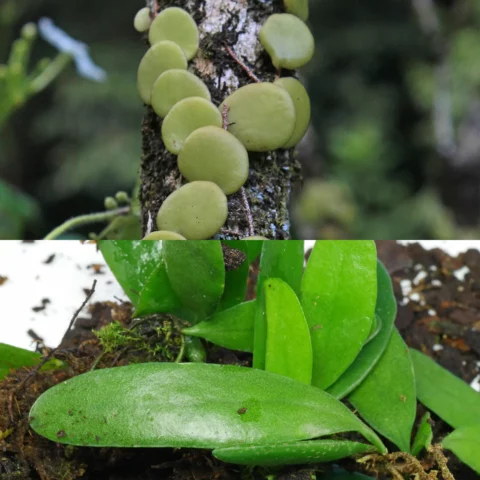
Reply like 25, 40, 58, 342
148, 7, 199, 61
259, 14, 315, 70
178, 126, 249, 195
151, 69, 211, 118
156, 181, 228, 239
162, 97, 223, 154
143, 231, 186, 240
137, 41, 187, 105
134, 7, 152, 33
274, 77, 311, 148
219, 83, 296, 152
284, 0, 309, 21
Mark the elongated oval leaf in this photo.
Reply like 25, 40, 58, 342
349, 328, 416, 453
410, 348, 480, 428
30, 363, 386, 453
253, 240, 304, 369
411, 411, 433, 457
182, 300, 256, 352
301, 241, 377, 389
163, 241, 225, 319
0, 343, 62, 380
99, 240, 180, 316
442, 425, 480, 474
264, 278, 312, 384
327, 260, 396, 399
213, 439, 375, 466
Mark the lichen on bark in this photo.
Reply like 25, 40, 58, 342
140, 0, 302, 239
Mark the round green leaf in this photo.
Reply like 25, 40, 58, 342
349, 329, 416, 453
137, 41, 187, 105
134, 7, 152, 33
213, 439, 374, 466
259, 14, 315, 70
301, 241, 377, 390
219, 83, 296, 152
264, 278, 312, 385
30, 363, 386, 453
143, 231, 186, 240
274, 77, 311, 149
156, 181, 228, 240
326, 260, 397, 399
284, 0, 309, 21
162, 97, 223, 154
178, 126, 249, 195
148, 7, 199, 61
163, 240, 225, 318
151, 69, 211, 118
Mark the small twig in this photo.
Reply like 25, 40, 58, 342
241, 187, 255, 236
9, 280, 97, 422
225, 45, 261, 83
222, 104, 255, 237
222, 103, 230, 130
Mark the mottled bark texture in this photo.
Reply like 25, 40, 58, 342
140, 0, 302, 239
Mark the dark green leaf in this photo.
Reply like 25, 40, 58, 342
213, 439, 375, 466
218, 241, 249, 311
244, 240, 264, 263
365, 314, 381, 344
182, 300, 256, 352
410, 348, 480, 428
99, 241, 166, 305
253, 241, 305, 369
135, 262, 182, 316
411, 411, 433, 457
349, 328, 416, 453
163, 241, 225, 320
30, 363, 386, 454
301, 241, 377, 389
327, 260, 396, 399
0, 343, 62, 380
184, 336, 206, 363
264, 278, 312, 384
442, 425, 480, 473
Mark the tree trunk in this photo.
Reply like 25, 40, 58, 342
139, 0, 302, 239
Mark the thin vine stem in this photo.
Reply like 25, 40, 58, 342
30, 53, 72, 94
43, 207, 131, 240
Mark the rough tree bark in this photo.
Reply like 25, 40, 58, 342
139, 0, 302, 239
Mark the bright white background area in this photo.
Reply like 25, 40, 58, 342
0, 241, 127, 350
1, 241, 479, 351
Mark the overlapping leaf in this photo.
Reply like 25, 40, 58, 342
264, 278, 312, 384
349, 328, 416, 453
301, 241, 377, 389
327, 260, 396, 399
253, 241, 305, 369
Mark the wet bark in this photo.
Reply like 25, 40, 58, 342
139, 0, 302, 239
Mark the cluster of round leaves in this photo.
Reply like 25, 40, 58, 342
135, 2, 314, 240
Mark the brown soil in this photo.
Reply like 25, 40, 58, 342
1, 241, 479, 479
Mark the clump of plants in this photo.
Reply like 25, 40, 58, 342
19, 240, 480, 477
135, 2, 315, 239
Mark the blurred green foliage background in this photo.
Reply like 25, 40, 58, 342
0, 0, 479, 239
